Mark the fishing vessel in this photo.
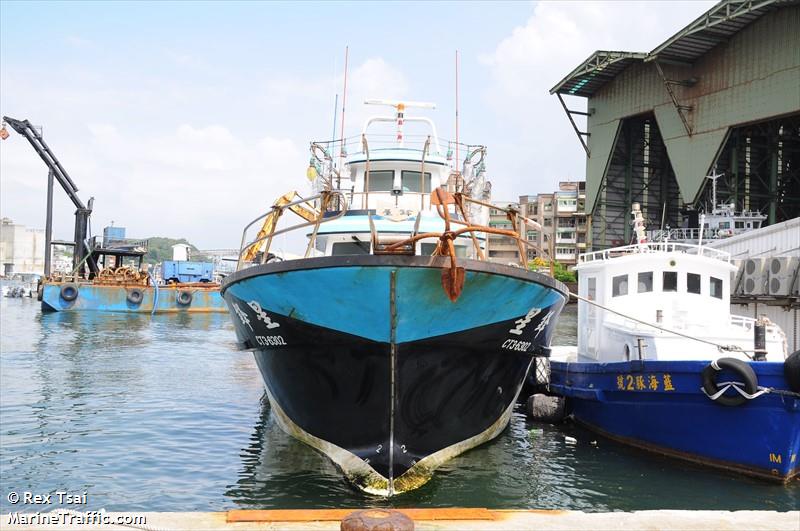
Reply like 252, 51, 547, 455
221, 100, 568, 495
647, 171, 767, 244
547, 204, 800, 481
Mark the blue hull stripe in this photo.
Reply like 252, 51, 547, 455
225, 265, 564, 343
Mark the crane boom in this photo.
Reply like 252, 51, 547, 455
2, 116, 85, 210
1, 116, 96, 275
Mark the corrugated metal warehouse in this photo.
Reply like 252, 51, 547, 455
551, 0, 800, 249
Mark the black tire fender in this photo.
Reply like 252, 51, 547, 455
126, 288, 144, 305
60, 283, 79, 302
784, 350, 800, 393
176, 290, 193, 306
702, 357, 758, 407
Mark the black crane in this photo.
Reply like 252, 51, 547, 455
1, 116, 97, 277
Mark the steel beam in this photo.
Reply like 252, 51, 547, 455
556, 93, 590, 156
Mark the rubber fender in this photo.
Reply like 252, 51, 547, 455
702, 357, 758, 407
60, 283, 79, 302
176, 290, 193, 306
526, 393, 567, 423
126, 288, 144, 305
784, 350, 800, 393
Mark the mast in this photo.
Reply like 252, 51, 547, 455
455, 50, 460, 169
338, 46, 349, 170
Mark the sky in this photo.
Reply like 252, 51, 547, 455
0, 0, 716, 249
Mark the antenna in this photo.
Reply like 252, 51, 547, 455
331, 94, 339, 142
706, 167, 724, 213
455, 50, 460, 168
339, 46, 349, 161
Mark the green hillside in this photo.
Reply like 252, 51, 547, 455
144, 237, 210, 264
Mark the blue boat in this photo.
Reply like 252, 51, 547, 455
41, 281, 226, 313
39, 239, 226, 313
221, 100, 567, 494
545, 204, 800, 482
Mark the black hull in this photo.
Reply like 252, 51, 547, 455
251, 314, 536, 493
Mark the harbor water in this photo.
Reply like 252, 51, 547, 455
1, 298, 797, 512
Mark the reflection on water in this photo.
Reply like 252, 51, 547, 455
1, 300, 797, 511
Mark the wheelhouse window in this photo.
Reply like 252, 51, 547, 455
400, 171, 431, 193
365, 170, 394, 192
663, 271, 678, 292
710, 276, 723, 299
612, 274, 628, 297
687, 273, 701, 294
421, 242, 466, 257
332, 242, 370, 256
637, 272, 653, 293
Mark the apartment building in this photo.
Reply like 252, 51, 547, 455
486, 201, 521, 264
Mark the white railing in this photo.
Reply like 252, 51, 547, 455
579, 242, 731, 264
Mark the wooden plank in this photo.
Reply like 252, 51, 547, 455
226, 508, 495, 523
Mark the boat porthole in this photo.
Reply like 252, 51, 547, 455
60, 283, 79, 302
126, 288, 144, 305
177, 290, 193, 306
669, 259, 676, 267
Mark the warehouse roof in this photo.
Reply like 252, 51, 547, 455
551, 0, 798, 97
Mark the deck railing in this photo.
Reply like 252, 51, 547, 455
579, 242, 731, 264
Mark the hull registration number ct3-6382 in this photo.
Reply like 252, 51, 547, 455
255, 335, 287, 346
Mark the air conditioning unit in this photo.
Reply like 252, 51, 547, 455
730, 258, 743, 289
768, 257, 800, 296
740, 258, 768, 295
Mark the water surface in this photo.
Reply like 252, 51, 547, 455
1, 299, 797, 511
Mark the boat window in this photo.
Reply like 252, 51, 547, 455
663, 271, 678, 292
687, 273, 701, 294
420, 243, 437, 255
719, 222, 730, 229
332, 242, 370, 256
365, 170, 394, 192
401, 171, 432, 193
612, 274, 628, 297
710, 276, 723, 299
735, 221, 744, 229
420, 242, 467, 257
315, 237, 326, 252
637, 272, 653, 293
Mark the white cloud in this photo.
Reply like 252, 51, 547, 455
480, 0, 716, 200
0, 56, 407, 250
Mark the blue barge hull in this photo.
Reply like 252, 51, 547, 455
41, 282, 226, 313
549, 359, 800, 481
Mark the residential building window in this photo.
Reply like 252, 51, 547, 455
544, 218, 552, 227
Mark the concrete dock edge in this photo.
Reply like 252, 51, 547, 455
4, 509, 799, 530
